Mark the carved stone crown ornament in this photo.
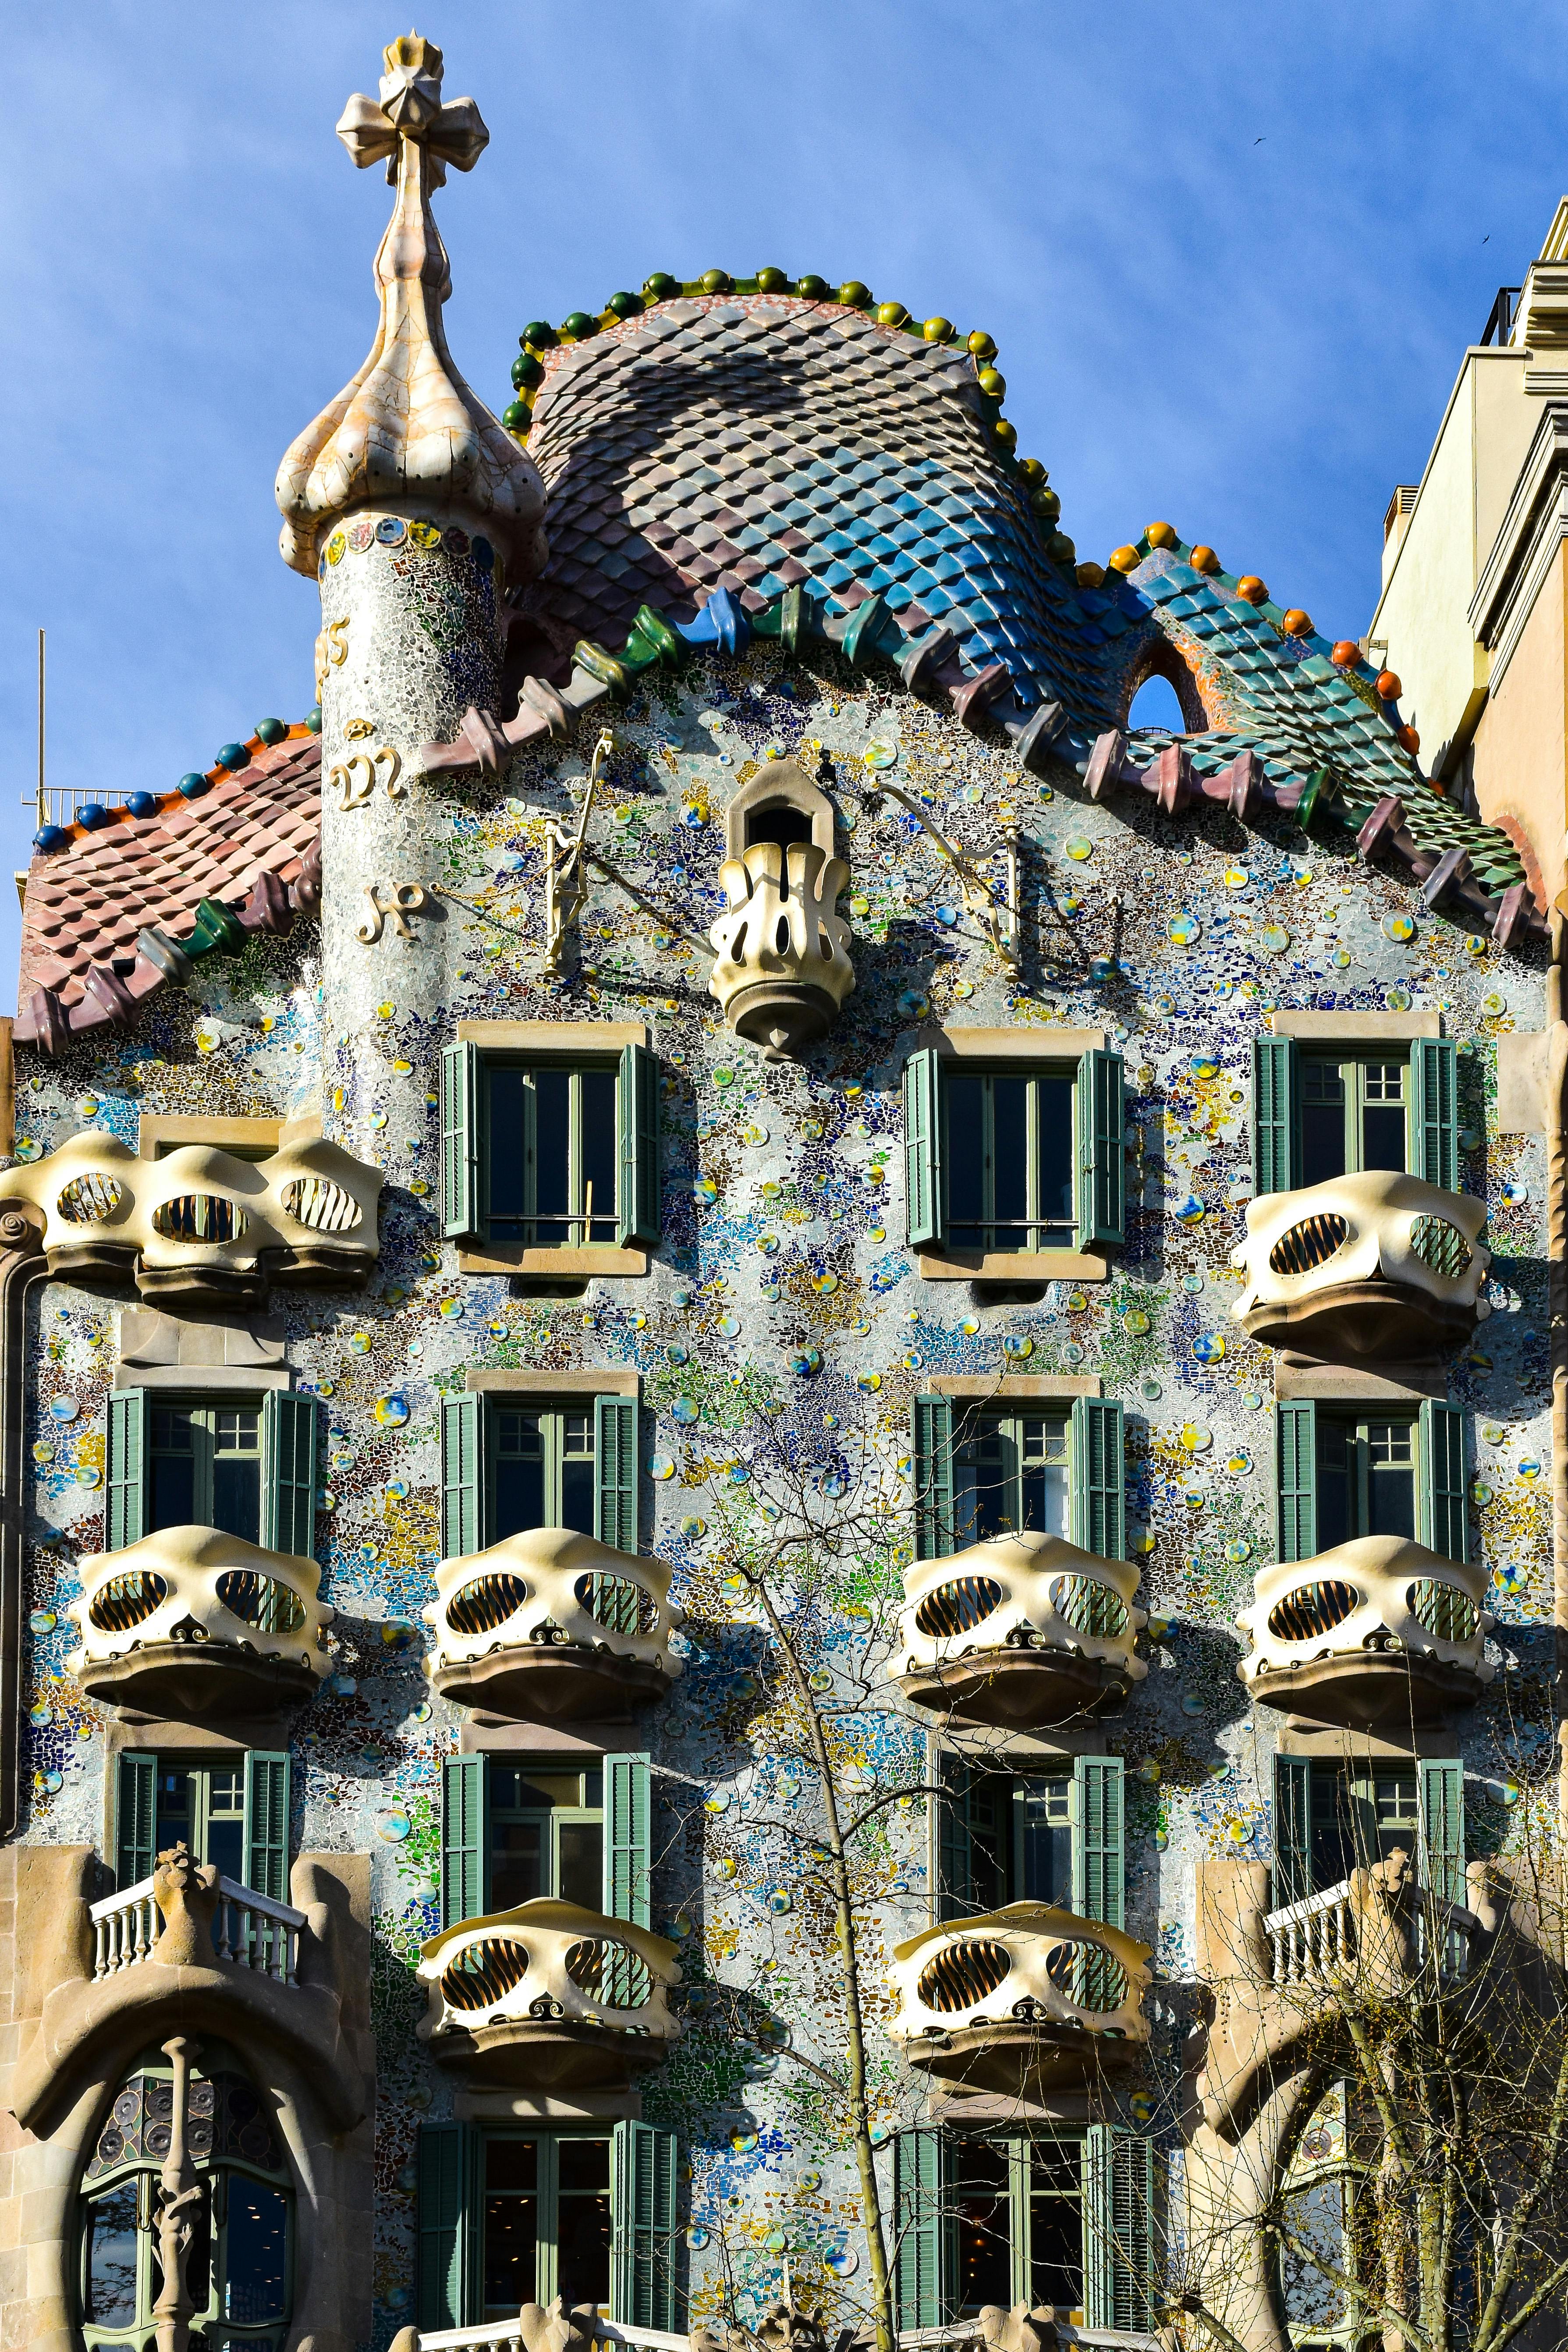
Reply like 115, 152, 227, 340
275, 32, 547, 581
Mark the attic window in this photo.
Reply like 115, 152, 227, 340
745, 802, 814, 853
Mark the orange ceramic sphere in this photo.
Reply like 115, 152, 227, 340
1236, 575, 1268, 605
1376, 670, 1402, 700
1189, 545, 1221, 575
1145, 521, 1179, 549
1282, 608, 1313, 637
1109, 545, 1142, 574
1397, 724, 1420, 755
1330, 640, 1359, 667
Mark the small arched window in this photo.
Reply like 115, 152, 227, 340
79, 2041, 292, 2352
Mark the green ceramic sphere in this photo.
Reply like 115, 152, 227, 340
1031, 485, 1062, 523
795, 273, 829, 301
305, 706, 323, 734
968, 329, 998, 360
993, 418, 1018, 452
1017, 458, 1046, 487
838, 280, 872, 309
521, 319, 557, 349
875, 300, 909, 328
510, 351, 544, 391
922, 317, 955, 343
255, 717, 288, 746
756, 267, 790, 294
1048, 530, 1077, 565
502, 400, 531, 432
606, 290, 644, 319
700, 268, 734, 295
642, 273, 680, 302
562, 311, 600, 340
978, 366, 1006, 400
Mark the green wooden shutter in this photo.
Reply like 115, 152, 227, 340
604, 1752, 651, 1927
441, 1038, 484, 1240
443, 1752, 486, 1927
595, 1394, 638, 1553
1410, 1036, 1459, 1191
1419, 1398, 1468, 1564
1071, 1396, 1125, 1561
612, 2118, 679, 2327
894, 2129, 945, 2329
1074, 1756, 1125, 1931
904, 1046, 944, 1249
416, 2121, 471, 2333
937, 1754, 974, 1922
1252, 1034, 1301, 1198
1086, 2125, 1155, 2330
617, 1041, 663, 1248
106, 1389, 147, 1552
244, 1751, 291, 1902
1420, 1759, 1466, 1907
1075, 1047, 1125, 1251
440, 1392, 487, 1559
912, 1395, 954, 1561
116, 1751, 157, 1889
261, 1391, 318, 1556
1275, 1399, 1318, 1563
1274, 1755, 1314, 1910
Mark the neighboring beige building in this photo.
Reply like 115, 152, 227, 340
1370, 196, 1568, 908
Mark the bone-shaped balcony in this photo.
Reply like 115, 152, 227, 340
894, 1533, 1148, 1725
423, 1526, 684, 1721
1235, 1534, 1494, 1728
707, 839, 855, 1059
0, 1130, 382, 1307
1230, 1170, 1490, 1359
68, 1525, 336, 1716
416, 1898, 682, 2088
890, 1901, 1151, 2098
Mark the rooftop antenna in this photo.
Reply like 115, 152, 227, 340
35, 629, 44, 830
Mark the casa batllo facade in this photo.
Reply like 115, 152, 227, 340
0, 34, 1564, 2352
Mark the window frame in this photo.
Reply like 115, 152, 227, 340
489, 1400, 598, 1541
485, 1056, 622, 1250
441, 1028, 660, 1262
1273, 1754, 1465, 1909
116, 1749, 292, 1900
481, 1760, 606, 1916
950, 1405, 1072, 1547
147, 1394, 266, 1543
106, 1388, 319, 1558
1273, 1396, 1467, 1564
914, 1392, 1124, 1564
78, 2052, 294, 2352
1252, 1032, 1458, 1199
1314, 1406, 1419, 1549
442, 1751, 648, 1931
934, 1752, 1125, 1931
440, 1389, 639, 1560
942, 1064, 1078, 1256
1300, 1050, 1409, 1181
475, 2127, 615, 2319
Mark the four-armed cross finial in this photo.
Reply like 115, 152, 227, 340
335, 30, 489, 187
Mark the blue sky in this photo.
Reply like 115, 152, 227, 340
4, 0, 1568, 1010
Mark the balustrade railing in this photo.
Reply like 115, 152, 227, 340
1263, 1874, 1479, 1988
89, 1872, 307, 1983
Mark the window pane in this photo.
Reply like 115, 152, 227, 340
557, 2137, 613, 2311
1366, 1420, 1415, 1541
963, 1774, 1008, 1913
1362, 1063, 1406, 1173
951, 2141, 1012, 2316
1018, 1416, 1069, 1538
1302, 1060, 1347, 1186
1310, 1769, 1356, 1892
1037, 1075, 1075, 1231
222, 2177, 288, 2324
990, 1076, 1031, 1232
488, 1067, 530, 1233
1315, 1419, 1352, 1554
205, 1765, 245, 1883
150, 1406, 197, 1531
84, 2181, 141, 2326
490, 1819, 544, 1912
493, 1412, 546, 1539
1373, 1769, 1419, 1865
1029, 2140, 1084, 2313
156, 1769, 195, 1860
1019, 1777, 1073, 1905
211, 1456, 261, 1545
561, 1410, 596, 1537
557, 1821, 603, 1910
947, 1074, 986, 1243
580, 1071, 618, 1244
533, 1068, 572, 1234
954, 1421, 1014, 1544
483, 2137, 539, 2313
1281, 2176, 1351, 2332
